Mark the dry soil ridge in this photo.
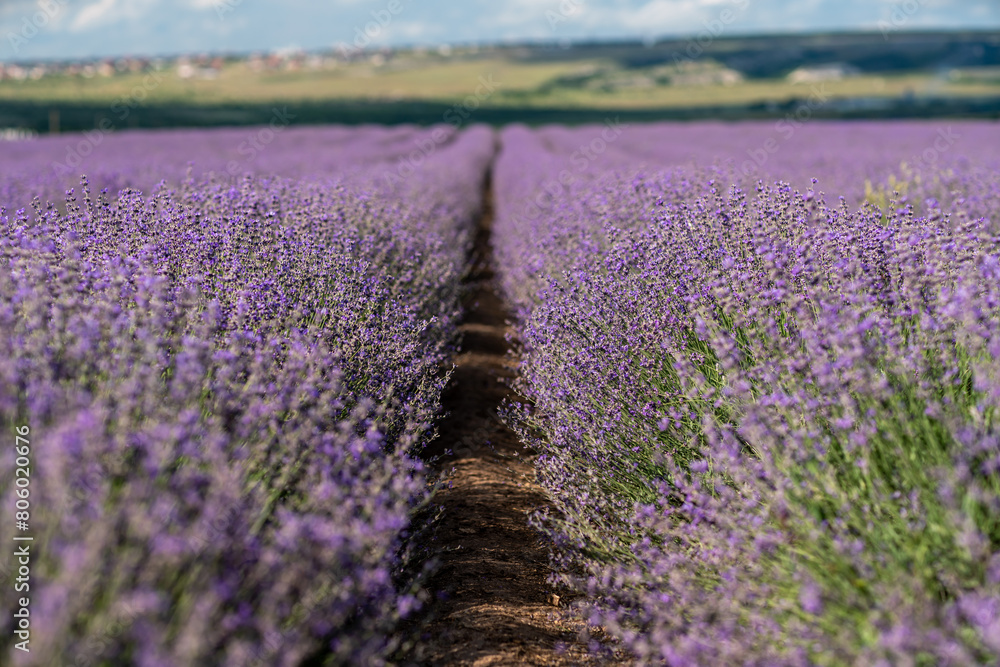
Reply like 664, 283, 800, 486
405, 175, 624, 666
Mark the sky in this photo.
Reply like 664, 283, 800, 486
1, 0, 999, 62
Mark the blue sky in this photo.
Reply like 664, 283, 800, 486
2, 0, 999, 62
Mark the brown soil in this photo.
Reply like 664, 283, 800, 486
403, 182, 624, 666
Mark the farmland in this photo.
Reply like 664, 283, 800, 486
2, 32, 1000, 134
493, 120, 1000, 664
1, 118, 1000, 665
0, 124, 495, 664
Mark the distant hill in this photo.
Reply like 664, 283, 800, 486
508, 31, 1000, 78
1, 31, 998, 132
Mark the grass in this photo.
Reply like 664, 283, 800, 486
0, 58, 590, 106
2, 56, 998, 112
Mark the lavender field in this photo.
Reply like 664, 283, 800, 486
0, 124, 495, 665
494, 121, 1000, 665
1, 120, 1000, 665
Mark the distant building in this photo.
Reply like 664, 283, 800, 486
0, 128, 37, 141
671, 67, 744, 86
787, 63, 860, 84
4, 65, 28, 81
177, 58, 195, 79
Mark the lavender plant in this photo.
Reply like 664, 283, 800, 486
0, 125, 494, 665
494, 122, 1000, 665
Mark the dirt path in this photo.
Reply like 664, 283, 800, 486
404, 178, 619, 666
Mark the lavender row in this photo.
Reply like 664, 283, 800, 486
493, 121, 1000, 665
0, 123, 469, 211
494, 121, 1000, 315
0, 125, 494, 665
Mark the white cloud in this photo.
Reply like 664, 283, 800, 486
70, 0, 159, 32
186, 0, 247, 10
70, 0, 120, 31
4, 0, 999, 61
587, 0, 707, 32
390, 20, 434, 39
490, 0, 556, 28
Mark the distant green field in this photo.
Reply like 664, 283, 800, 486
2, 56, 997, 111
3, 40, 1000, 134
